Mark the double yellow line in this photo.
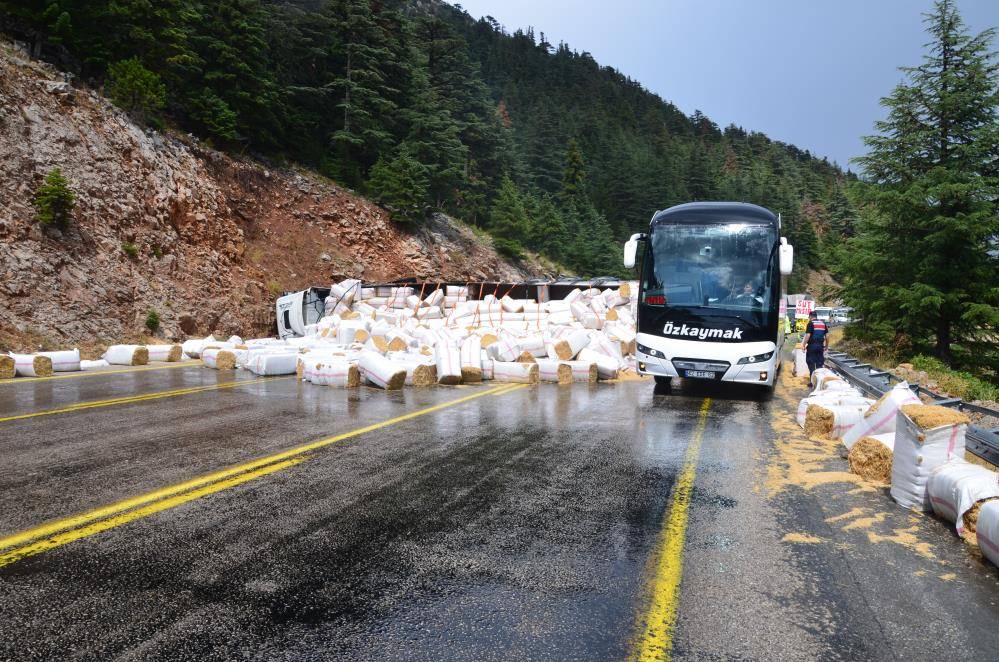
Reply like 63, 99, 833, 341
0, 360, 203, 384
632, 398, 713, 661
0, 376, 290, 423
0, 383, 526, 568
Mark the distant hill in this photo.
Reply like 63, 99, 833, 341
0, 0, 857, 282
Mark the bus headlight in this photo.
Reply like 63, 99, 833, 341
637, 343, 666, 359
737, 351, 774, 365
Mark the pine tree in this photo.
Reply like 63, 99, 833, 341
489, 175, 529, 249
33, 168, 76, 231
366, 150, 430, 223
848, 0, 997, 363
106, 58, 166, 122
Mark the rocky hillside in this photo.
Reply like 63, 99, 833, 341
0, 40, 545, 349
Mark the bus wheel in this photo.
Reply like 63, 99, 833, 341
654, 376, 671, 389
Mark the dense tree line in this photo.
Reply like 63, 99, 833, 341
1, 0, 855, 281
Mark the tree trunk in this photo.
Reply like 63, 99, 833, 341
935, 314, 953, 365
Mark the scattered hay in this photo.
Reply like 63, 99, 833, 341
865, 391, 891, 418
848, 437, 893, 483
0, 355, 14, 380
804, 404, 835, 437
901, 404, 970, 429
461, 366, 483, 383
215, 350, 237, 371
962, 497, 999, 534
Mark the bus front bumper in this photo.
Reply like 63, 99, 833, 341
635, 333, 779, 387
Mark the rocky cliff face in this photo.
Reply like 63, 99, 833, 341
0, 41, 544, 348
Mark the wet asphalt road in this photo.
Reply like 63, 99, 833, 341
0, 363, 997, 660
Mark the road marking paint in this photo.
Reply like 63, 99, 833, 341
0, 458, 304, 569
633, 397, 712, 661
0, 376, 290, 423
0, 383, 526, 567
0, 360, 203, 384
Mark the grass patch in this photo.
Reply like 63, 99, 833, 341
910, 355, 999, 402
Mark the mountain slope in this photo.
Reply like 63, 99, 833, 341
0, 41, 542, 347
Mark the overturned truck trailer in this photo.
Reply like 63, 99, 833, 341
275, 278, 629, 339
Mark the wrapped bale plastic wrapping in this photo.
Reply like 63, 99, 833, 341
104, 345, 149, 366
38, 349, 81, 372
492, 361, 539, 384
536, 359, 572, 384
182, 335, 215, 359
435, 343, 462, 385
795, 392, 869, 428
890, 405, 970, 512
792, 348, 808, 377
359, 351, 406, 390
842, 382, 921, 449
848, 434, 895, 483
488, 336, 520, 362
145, 344, 183, 362
577, 348, 620, 380
927, 461, 999, 534
80, 359, 110, 371
308, 360, 361, 388
0, 355, 15, 379
977, 501, 999, 566
246, 352, 298, 376
460, 336, 483, 383
564, 360, 598, 383
10, 353, 53, 377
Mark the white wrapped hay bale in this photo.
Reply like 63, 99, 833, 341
891, 405, 970, 512
0, 355, 15, 379
577, 348, 619, 380
80, 359, 110, 371
571, 301, 601, 329
436, 343, 462, 385
460, 336, 483, 382
307, 360, 361, 387
803, 401, 872, 439
977, 501, 999, 567
492, 360, 539, 384
38, 349, 81, 372
842, 382, 921, 450
552, 329, 590, 360
564, 360, 598, 383
847, 433, 896, 483
202, 348, 238, 370
487, 336, 520, 362
9, 353, 53, 377
517, 335, 548, 358
792, 347, 808, 377
535, 359, 572, 384
145, 344, 183, 362
246, 352, 298, 376
104, 345, 149, 366
927, 461, 999, 534
359, 351, 406, 390
181, 335, 215, 359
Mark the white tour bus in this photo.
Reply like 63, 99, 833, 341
624, 202, 794, 390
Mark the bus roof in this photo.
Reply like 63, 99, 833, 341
650, 202, 778, 228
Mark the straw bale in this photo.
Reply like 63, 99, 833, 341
804, 404, 835, 437
515, 351, 537, 363
33, 355, 53, 376
354, 329, 370, 343
901, 404, 970, 430
387, 336, 408, 352
619, 283, 631, 299
565, 360, 598, 383
409, 363, 436, 387
848, 436, 893, 483
865, 391, 891, 418
215, 350, 238, 371
606, 307, 618, 321
0, 355, 13, 379
480, 333, 498, 348
461, 366, 483, 383
962, 497, 999, 534
370, 335, 389, 353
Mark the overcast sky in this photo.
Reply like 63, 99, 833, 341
453, 0, 996, 171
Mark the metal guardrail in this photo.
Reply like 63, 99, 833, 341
825, 351, 999, 466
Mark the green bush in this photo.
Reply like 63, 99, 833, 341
122, 242, 139, 259
910, 355, 999, 402
33, 168, 76, 230
145, 310, 160, 333
107, 58, 166, 121
492, 237, 524, 261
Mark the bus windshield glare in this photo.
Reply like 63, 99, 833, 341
643, 223, 777, 312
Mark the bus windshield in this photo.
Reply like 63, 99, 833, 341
643, 223, 777, 312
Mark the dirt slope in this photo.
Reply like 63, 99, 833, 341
0, 40, 547, 349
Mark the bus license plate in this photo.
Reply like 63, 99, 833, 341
685, 370, 716, 379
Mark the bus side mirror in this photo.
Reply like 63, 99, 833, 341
779, 237, 794, 275
624, 240, 638, 269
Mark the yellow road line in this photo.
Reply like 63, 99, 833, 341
0, 376, 290, 423
0, 383, 526, 565
633, 398, 712, 661
0, 458, 305, 569
0, 360, 203, 384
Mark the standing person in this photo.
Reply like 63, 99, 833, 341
802, 310, 828, 376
